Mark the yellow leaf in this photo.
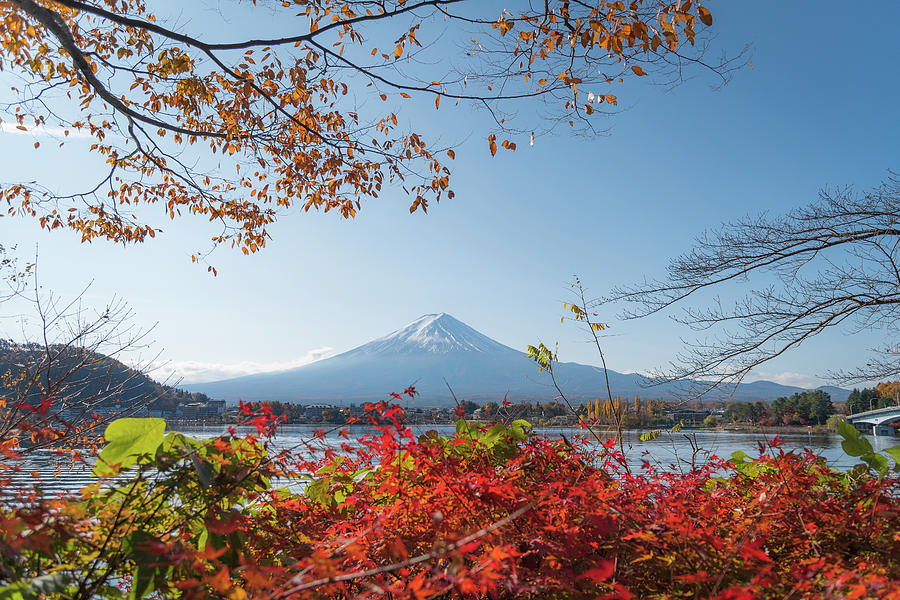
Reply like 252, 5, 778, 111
227, 588, 248, 600
394, 44, 403, 59
631, 65, 647, 76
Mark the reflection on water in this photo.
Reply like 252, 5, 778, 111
4, 424, 897, 498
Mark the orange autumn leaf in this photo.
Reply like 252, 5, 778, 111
0, 0, 732, 262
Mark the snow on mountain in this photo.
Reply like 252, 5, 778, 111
187, 314, 850, 405
344, 313, 517, 356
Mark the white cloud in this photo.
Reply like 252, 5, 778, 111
751, 371, 824, 389
0, 122, 92, 139
153, 347, 333, 384
620, 368, 653, 377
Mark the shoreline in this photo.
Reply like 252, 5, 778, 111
170, 421, 840, 435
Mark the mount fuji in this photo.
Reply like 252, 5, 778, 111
188, 313, 850, 405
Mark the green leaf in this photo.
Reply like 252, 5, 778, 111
730, 450, 751, 463
130, 564, 156, 600
841, 435, 873, 458
883, 446, 900, 464
836, 420, 875, 458
351, 468, 376, 484
314, 456, 345, 475
455, 419, 477, 439
729, 450, 762, 477
478, 424, 506, 449
197, 526, 209, 552
702, 476, 728, 492
837, 420, 860, 440
305, 478, 329, 504
509, 419, 531, 441
862, 452, 890, 477
161, 431, 202, 453
94, 418, 166, 476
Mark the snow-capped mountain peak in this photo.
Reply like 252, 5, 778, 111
188, 313, 852, 405
345, 313, 515, 356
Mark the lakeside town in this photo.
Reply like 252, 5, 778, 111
147, 389, 899, 435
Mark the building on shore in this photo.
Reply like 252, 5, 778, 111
666, 409, 711, 427
175, 400, 226, 420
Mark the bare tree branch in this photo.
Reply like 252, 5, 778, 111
601, 173, 900, 396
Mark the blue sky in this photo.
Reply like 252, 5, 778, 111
1, 1, 898, 388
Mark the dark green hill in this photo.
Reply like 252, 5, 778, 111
0, 339, 209, 417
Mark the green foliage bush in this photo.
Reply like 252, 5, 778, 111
2, 405, 899, 599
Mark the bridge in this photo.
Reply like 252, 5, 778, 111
846, 406, 900, 436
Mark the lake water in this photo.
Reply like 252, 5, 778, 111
4, 424, 898, 499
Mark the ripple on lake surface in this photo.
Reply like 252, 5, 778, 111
3, 425, 897, 497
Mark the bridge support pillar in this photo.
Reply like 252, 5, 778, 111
873, 425, 896, 437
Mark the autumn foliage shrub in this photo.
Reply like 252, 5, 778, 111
1, 391, 899, 599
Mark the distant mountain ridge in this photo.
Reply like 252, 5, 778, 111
187, 314, 851, 405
